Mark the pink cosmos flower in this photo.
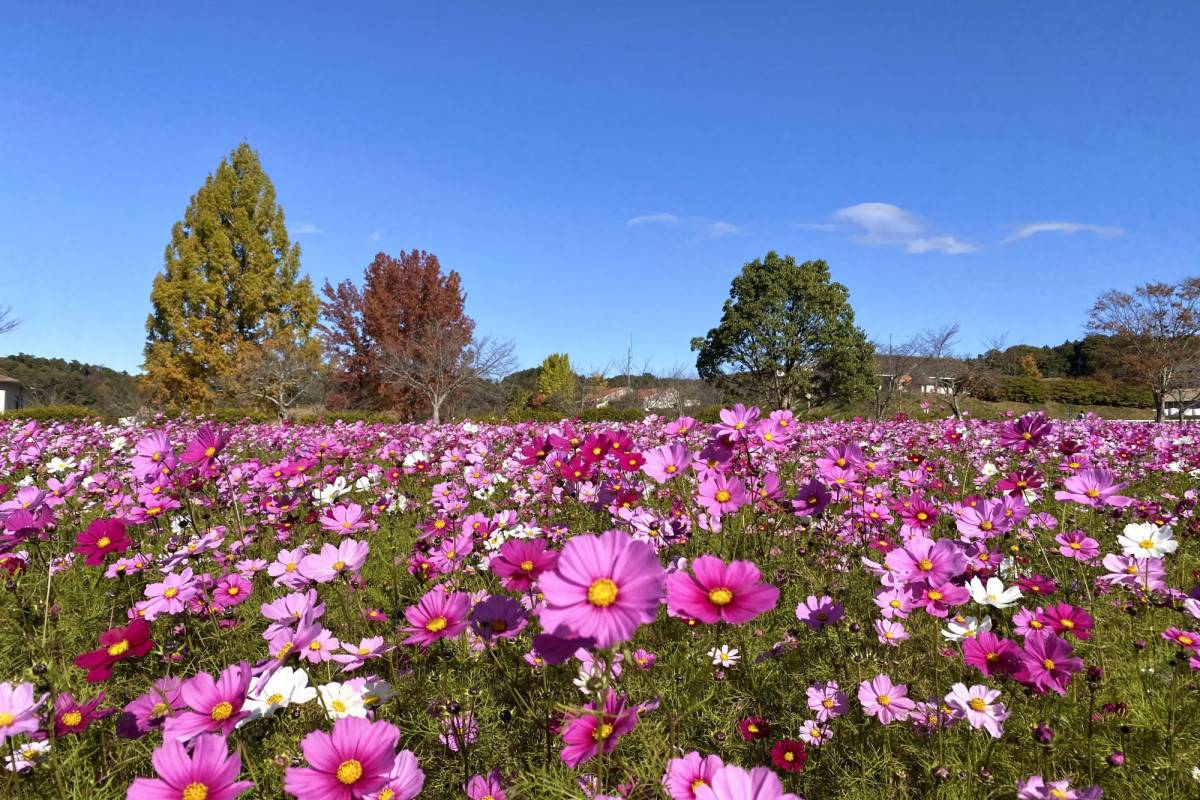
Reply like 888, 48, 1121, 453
1054, 468, 1132, 508
909, 580, 969, 618
663, 752, 724, 800
693, 764, 802, 800
211, 574, 252, 611
331, 637, 390, 672
490, 538, 558, 592
469, 595, 528, 640
368, 750, 425, 800
537, 530, 665, 649
1016, 776, 1103, 800
944, 683, 1008, 738
791, 479, 831, 517
127, 733, 253, 800
0, 681, 45, 747
54, 691, 112, 736
715, 404, 761, 443
1040, 603, 1094, 640
269, 546, 311, 589
1055, 530, 1100, 562
466, 769, 508, 800
874, 619, 908, 646
805, 681, 849, 721
74, 517, 131, 566
143, 568, 199, 619
696, 474, 749, 517
666, 555, 779, 625
117, 677, 183, 739
299, 540, 369, 584
857, 674, 915, 724
164, 662, 252, 742
884, 537, 966, 587
402, 589, 471, 648
284, 716, 403, 800
642, 442, 693, 483
998, 412, 1053, 452
320, 503, 371, 535
962, 632, 1024, 678
559, 689, 638, 768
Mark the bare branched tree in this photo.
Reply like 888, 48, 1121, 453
218, 336, 327, 419
1088, 278, 1200, 422
872, 324, 961, 420
0, 306, 19, 336
380, 329, 516, 424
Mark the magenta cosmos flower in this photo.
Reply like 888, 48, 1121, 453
857, 674, 915, 724
73, 618, 153, 682
641, 442, 693, 483
663, 752, 724, 800
537, 530, 665, 649
696, 475, 749, 517
559, 689, 639, 768
694, 764, 802, 800
795, 595, 844, 630
284, 716, 403, 800
465, 769, 507, 800
402, 589, 471, 648
1016, 631, 1084, 696
127, 733, 253, 800
489, 538, 558, 592
667, 555, 779, 625
164, 662, 252, 742
74, 517, 131, 566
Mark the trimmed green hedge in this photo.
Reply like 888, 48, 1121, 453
0, 404, 104, 423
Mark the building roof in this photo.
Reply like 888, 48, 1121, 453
0, 373, 20, 384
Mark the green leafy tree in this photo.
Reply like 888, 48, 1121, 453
143, 143, 318, 409
535, 353, 576, 409
691, 253, 875, 410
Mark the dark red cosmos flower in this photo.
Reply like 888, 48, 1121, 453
738, 716, 771, 741
54, 692, 114, 736
73, 618, 154, 682
770, 739, 808, 772
73, 518, 131, 566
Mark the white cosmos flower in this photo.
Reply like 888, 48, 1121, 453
1118, 523, 1178, 559
46, 456, 76, 474
941, 615, 993, 642
317, 681, 368, 719
707, 645, 739, 667
313, 477, 351, 506
967, 576, 1023, 609
244, 666, 317, 721
979, 463, 998, 477
363, 679, 396, 708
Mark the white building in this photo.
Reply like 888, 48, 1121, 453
0, 373, 23, 412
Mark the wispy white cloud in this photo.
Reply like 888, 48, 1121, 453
294, 222, 323, 235
1004, 221, 1125, 243
824, 202, 980, 255
626, 212, 681, 226
626, 212, 743, 241
366, 230, 383, 242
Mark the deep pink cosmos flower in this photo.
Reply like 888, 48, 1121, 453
696, 474, 749, 517
857, 674, 915, 724
54, 691, 113, 736
371, 750, 425, 800
559, 689, 638, 768
466, 769, 508, 800
642, 442, 693, 483
181, 425, 231, 472
284, 716, 403, 800
127, 733, 253, 800
117, 676, 184, 739
663, 752, 724, 800
490, 538, 558, 592
998, 412, 1053, 452
1054, 468, 1132, 508
402, 589, 471, 648
469, 595, 528, 640
1040, 603, 1094, 640
211, 573, 253, 611
791, 479, 831, 517
666, 555, 779, 625
693, 764, 802, 800
769, 739, 808, 773
74, 517, 130, 566
537, 530, 665, 649
164, 662, 252, 742
73, 618, 153, 683
962, 631, 1024, 678
1016, 631, 1085, 695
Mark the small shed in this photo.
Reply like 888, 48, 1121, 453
0, 373, 23, 412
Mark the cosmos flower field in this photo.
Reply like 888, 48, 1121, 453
1, 409, 1198, 799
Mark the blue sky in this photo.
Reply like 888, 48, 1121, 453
1, 2, 1197, 376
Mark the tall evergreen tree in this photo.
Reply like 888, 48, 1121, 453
691, 253, 875, 410
535, 352, 576, 409
143, 143, 318, 409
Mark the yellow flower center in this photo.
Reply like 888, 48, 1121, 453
332, 699, 347, 713
308, 641, 322, 650
917, 559, 933, 572
1069, 542, 1081, 550
106, 639, 130, 657
916, 512, 928, 521
520, 560, 534, 572
96, 536, 112, 548
163, 587, 179, 599
1140, 539, 1154, 549
62, 711, 82, 726
332, 560, 346, 571
968, 697, 987, 712
336, 759, 363, 785
1060, 619, 1075, 629
1050, 790, 1069, 800
593, 722, 614, 741
204, 446, 216, 458
588, 578, 619, 607
1180, 635, 1194, 646
0, 711, 16, 726
1085, 488, 1100, 498
1021, 432, 1032, 440
822, 698, 835, 708
1042, 658, 1056, 670
666, 465, 677, 473
877, 695, 891, 706
927, 590, 943, 601
714, 490, 731, 503
379, 791, 395, 800
266, 693, 284, 705
182, 783, 209, 800
980, 521, 992, 531
285, 562, 297, 572
150, 701, 170, 718
708, 587, 734, 606
210, 702, 233, 721
425, 616, 448, 633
